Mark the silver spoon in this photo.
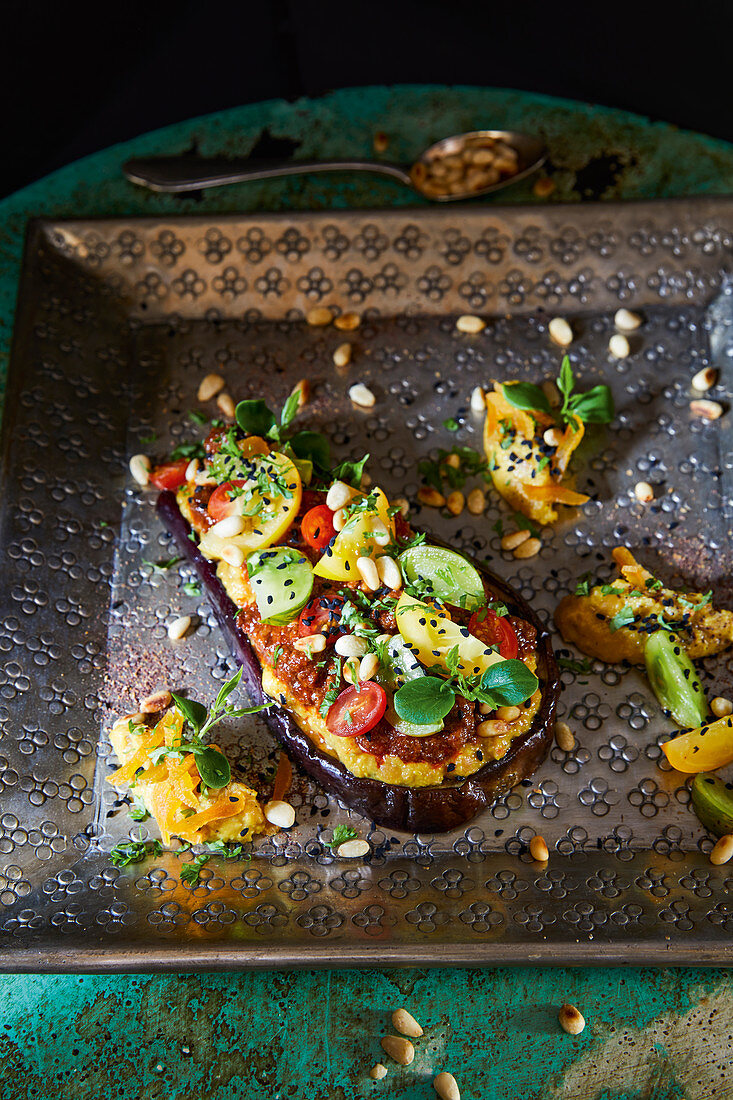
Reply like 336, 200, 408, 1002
122, 130, 546, 202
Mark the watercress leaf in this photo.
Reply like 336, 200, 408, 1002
502, 382, 551, 415
479, 659, 539, 705
557, 355, 574, 400
280, 387, 301, 429
235, 399, 276, 437
393, 676, 456, 725
193, 746, 231, 789
567, 385, 615, 424
213, 667, 242, 714
331, 453, 370, 487
170, 440, 205, 462
170, 693, 207, 734
290, 430, 331, 471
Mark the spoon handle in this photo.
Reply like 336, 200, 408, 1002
123, 155, 412, 193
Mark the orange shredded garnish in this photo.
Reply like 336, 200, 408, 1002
146, 782, 186, 846
554, 415, 584, 475
272, 753, 293, 803
173, 795, 245, 842
166, 755, 200, 811
612, 547, 651, 589
105, 728, 165, 786
521, 484, 590, 505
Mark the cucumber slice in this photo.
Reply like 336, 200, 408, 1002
644, 629, 707, 728
247, 547, 313, 624
375, 635, 444, 736
691, 773, 733, 837
399, 544, 485, 610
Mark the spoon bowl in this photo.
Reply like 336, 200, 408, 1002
410, 129, 547, 201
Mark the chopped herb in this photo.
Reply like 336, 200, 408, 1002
537, 455, 551, 471
556, 656, 592, 674
331, 454, 370, 487
143, 556, 182, 573
319, 658, 344, 718
609, 606, 635, 633
188, 410, 208, 425
324, 825, 358, 849
272, 645, 283, 668
511, 512, 539, 537
180, 840, 249, 887
645, 577, 663, 591
574, 573, 592, 597
492, 518, 504, 536
139, 433, 157, 445
110, 836, 162, 868
183, 580, 202, 597
127, 793, 150, 822
443, 417, 460, 432
170, 440, 205, 462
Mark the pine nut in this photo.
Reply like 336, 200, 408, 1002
470, 385, 486, 414
343, 658, 360, 685
293, 378, 309, 407
211, 515, 246, 538
543, 428, 562, 447
445, 453, 461, 469
558, 1004, 585, 1035
446, 491, 464, 516
185, 458, 199, 482
418, 487, 446, 508
264, 800, 296, 828
501, 529, 531, 551
477, 719, 502, 737
434, 1071, 461, 1100
129, 454, 151, 486
368, 519, 391, 546
692, 367, 717, 392
456, 314, 486, 334
197, 373, 225, 402
122, 712, 147, 729
335, 634, 369, 659
332, 508, 347, 531
392, 1009, 423, 1038
467, 488, 486, 515
349, 383, 376, 409
548, 317, 573, 347
337, 838, 371, 858
369, 1064, 387, 1081
634, 481, 654, 504
614, 308, 642, 332
513, 537, 542, 559
334, 311, 361, 331
392, 496, 410, 518
167, 615, 191, 641
380, 1036, 414, 1066
377, 555, 402, 590
691, 399, 723, 420
326, 481, 356, 511
293, 634, 327, 654
609, 333, 630, 359
194, 471, 217, 486
333, 343, 352, 368
529, 835, 549, 862
533, 176, 555, 198
711, 697, 733, 718
358, 653, 379, 682
306, 307, 333, 327
710, 834, 733, 865
496, 706, 520, 722
221, 545, 245, 568
542, 379, 561, 407
140, 690, 172, 714
356, 556, 380, 591
555, 721, 576, 751
217, 391, 235, 418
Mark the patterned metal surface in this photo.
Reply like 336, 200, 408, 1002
1, 200, 733, 968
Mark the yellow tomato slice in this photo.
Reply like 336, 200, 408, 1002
395, 592, 505, 678
662, 716, 733, 773
314, 488, 394, 582
198, 451, 302, 560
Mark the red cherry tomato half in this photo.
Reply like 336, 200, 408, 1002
468, 609, 519, 660
149, 460, 189, 492
298, 595, 345, 639
301, 504, 336, 552
326, 682, 387, 738
207, 480, 247, 522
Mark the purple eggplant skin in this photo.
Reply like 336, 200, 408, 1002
156, 491, 559, 834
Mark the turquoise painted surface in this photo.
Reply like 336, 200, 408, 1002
1, 86, 733, 1100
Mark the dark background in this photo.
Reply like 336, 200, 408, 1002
4, 0, 732, 198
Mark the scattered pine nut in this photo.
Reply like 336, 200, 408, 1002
217, 391, 235, 418
211, 514, 246, 538
548, 317, 573, 347
634, 481, 654, 504
293, 378, 309, 407
122, 712, 147, 729
446, 490, 465, 516
377, 555, 402, 591
555, 721, 575, 752
167, 615, 191, 642
608, 333, 630, 359
293, 634, 327, 654
326, 481, 356, 511
444, 453, 461, 469
501, 529, 531, 552
692, 367, 717, 392
614, 308, 642, 333
477, 719, 502, 737
380, 1036, 414, 1066
558, 1004, 586, 1035
710, 835, 733, 866
356, 556, 380, 591
337, 838, 371, 858
264, 800, 296, 829
434, 1071, 461, 1100
140, 690, 172, 714
373, 131, 389, 153
221, 545, 245, 568
467, 488, 486, 515
418, 487, 446, 508
333, 343, 352, 368
334, 311, 361, 331
542, 379, 561, 407
543, 427, 562, 447
392, 496, 409, 518
470, 385, 486, 414
349, 382, 376, 409
185, 458, 199, 482
306, 307, 333, 327
513, 537, 542, 559
690, 399, 723, 420
129, 454, 151, 486
332, 508, 347, 531
711, 697, 733, 719
197, 373, 225, 402
391, 1009, 423, 1038
533, 176, 555, 198
358, 653, 379, 682
529, 835, 549, 862
335, 634, 369, 658
369, 1065, 387, 1081
456, 314, 486, 334
496, 706, 520, 722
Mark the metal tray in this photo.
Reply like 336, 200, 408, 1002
2, 200, 733, 970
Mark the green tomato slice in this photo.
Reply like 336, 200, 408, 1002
399, 544, 485, 610
691, 773, 733, 838
644, 629, 707, 728
247, 547, 314, 623
375, 634, 444, 736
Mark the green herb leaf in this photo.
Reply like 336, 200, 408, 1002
479, 660, 539, 706
568, 385, 615, 424
188, 410, 208, 425
170, 441, 205, 462
213, 666, 243, 715
393, 676, 456, 725
443, 417, 460, 432
280, 387, 302, 430
143, 556, 183, 573
110, 837, 162, 868
557, 355, 574, 401
170, 693, 208, 734
609, 605, 635, 633
139, 432, 157, 445
502, 382, 551, 415
324, 825, 358, 849
127, 794, 150, 822
193, 746, 231, 790
183, 580, 202, 597
645, 576, 663, 591
290, 430, 331, 471
556, 656, 591, 674
330, 454, 369, 487
235, 399, 277, 437
574, 573, 592, 597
